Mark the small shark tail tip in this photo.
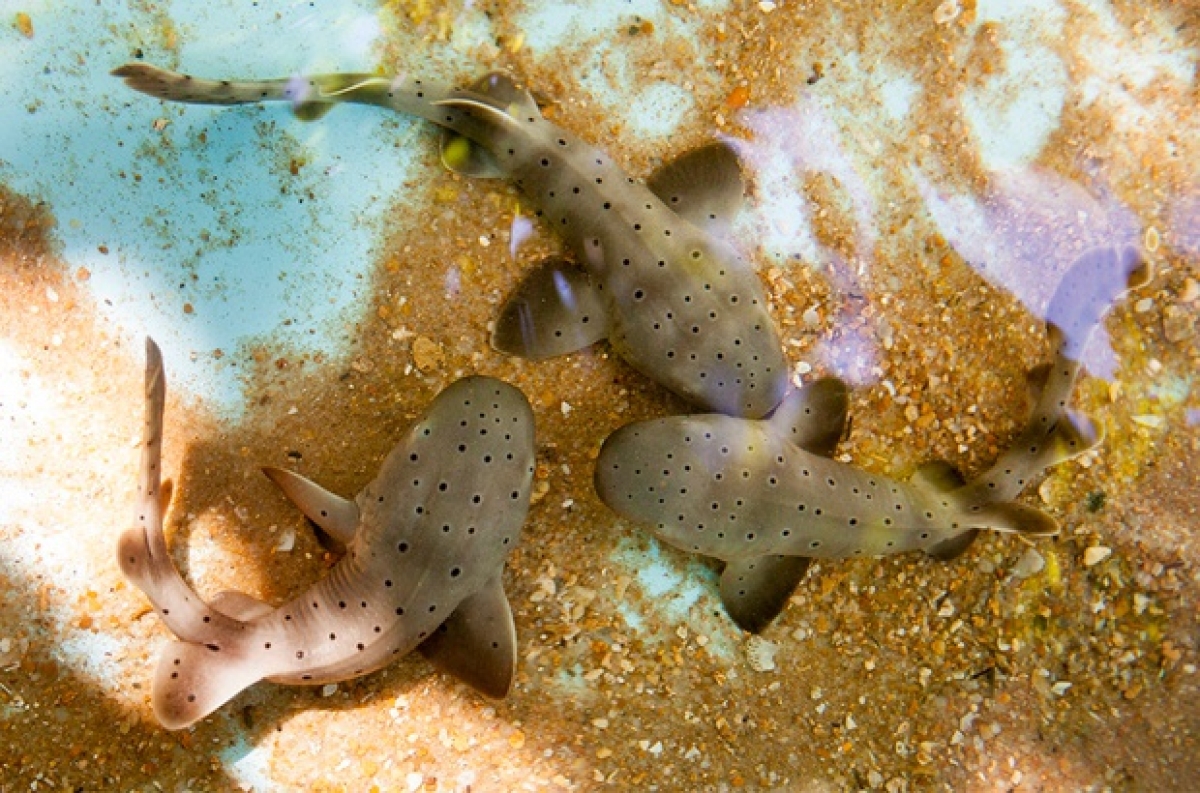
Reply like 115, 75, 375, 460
152, 641, 264, 730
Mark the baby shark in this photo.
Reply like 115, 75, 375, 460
120, 339, 535, 729
595, 245, 1149, 632
113, 63, 788, 418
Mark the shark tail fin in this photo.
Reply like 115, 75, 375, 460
966, 501, 1059, 537
152, 641, 265, 730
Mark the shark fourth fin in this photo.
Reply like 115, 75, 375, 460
492, 257, 610, 360
210, 590, 275, 622
262, 467, 360, 548
910, 460, 966, 493
1036, 409, 1103, 468
152, 641, 265, 730
440, 130, 505, 177
647, 141, 745, 234
766, 377, 849, 458
418, 575, 517, 698
967, 501, 1059, 537
719, 555, 813, 633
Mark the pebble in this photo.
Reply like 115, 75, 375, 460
1180, 278, 1199, 303
1162, 305, 1195, 342
1083, 546, 1112, 566
746, 635, 778, 672
412, 336, 444, 372
1012, 547, 1045, 579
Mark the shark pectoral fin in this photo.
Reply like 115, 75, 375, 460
152, 641, 264, 730
910, 460, 966, 493
440, 130, 505, 178
767, 378, 849, 457
418, 575, 516, 698
647, 141, 745, 233
261, 467, 359, 546
719, 555, 813, 633
925, 529, 980, 561
210, 590, 275, 621
970, 502, 1059, 537
492, 257, 609, 360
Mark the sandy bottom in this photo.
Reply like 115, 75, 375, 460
2, 2, 1198, 791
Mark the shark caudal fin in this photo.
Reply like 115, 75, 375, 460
152, 641, 266, 730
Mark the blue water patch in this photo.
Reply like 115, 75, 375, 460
218, 728, 274, 792
0, 1, 430, 415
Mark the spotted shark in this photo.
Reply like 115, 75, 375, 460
120, 339, 535, 729
595, 244, 1149, 632
113, 63, 788, 418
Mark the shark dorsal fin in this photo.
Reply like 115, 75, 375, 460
718, 555, 813, 633
766, 377, 849, 457
417, 574, 517, 698
262, 467, 359, 548
440, 72, 539, 177
492, 257, 609, 360
647, 142, 745, 233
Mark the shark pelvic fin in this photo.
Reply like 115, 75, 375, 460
719, 555, 813, 633
262, 467, 359, 547
766, 377, 849, 458
418, 575, 517, 698
647, 142, 745, 234
152, 641, 265, 730
492, 257, 609, 360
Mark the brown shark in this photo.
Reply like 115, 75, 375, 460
120, 338, 535, 729
112, 63, 788, 418
594, 244, 1149, 632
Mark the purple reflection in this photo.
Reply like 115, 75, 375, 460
730, 102, 881, 385
1168, 193, 1200, 257
509, 214, 535, 260
1188, 408, 1200, 427
913, 165, 1141, 378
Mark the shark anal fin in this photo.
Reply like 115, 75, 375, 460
767, 377, 849, 457
492, 257, 609, 360
210, 590, 275, 622
719, 555, 813, 634
261, 467, 359, 548
647, 142, 745, 234
152, 641, 264, 730
925, 529, 980, 561
418, 575, 516, 698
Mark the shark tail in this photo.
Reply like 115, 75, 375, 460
111, 62, 389, 120
152, 640, 266, 730
120, 339, 246, 644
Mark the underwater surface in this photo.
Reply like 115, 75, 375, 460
0, 0, 1197, 790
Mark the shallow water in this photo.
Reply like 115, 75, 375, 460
1, 1, 1197, 790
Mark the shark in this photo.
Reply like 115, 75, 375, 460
113, 63, 789, 418
120, 338, 536, 729
594, 244, 1150, 632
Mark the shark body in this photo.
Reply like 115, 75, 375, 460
113, 63, 788, 418
595, 245, 1149, 631
120, 339, 535, 728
